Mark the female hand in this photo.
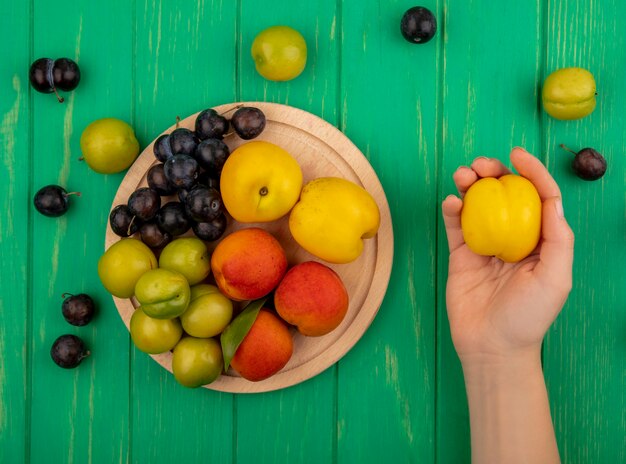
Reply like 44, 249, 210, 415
441, 147, 575, 365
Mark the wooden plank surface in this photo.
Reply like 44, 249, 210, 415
1, 0, 624, 463
542, 1, 626, 462
436, 1, 544, 462
235, 2, 338, 462
0, 1, 31, 463
28, 2, 133, 462
337, 1, 439, 461
129, 1, 236, 462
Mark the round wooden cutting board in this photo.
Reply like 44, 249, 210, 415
105, 102, 394, 393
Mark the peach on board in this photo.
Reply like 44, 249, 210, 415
210, 227, 288, 301
274, 261, 349, 336
230, 309, 294, 382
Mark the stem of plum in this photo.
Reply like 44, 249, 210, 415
175, 116, 181, 129
127, 216, 137, 236
220, 104, 243, 116
61, 293, 74, 299
53, 87, 64, 103
559, 144, 578, 156
65, 192, 82, 198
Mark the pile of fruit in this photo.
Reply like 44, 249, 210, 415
97, 105, 381, 388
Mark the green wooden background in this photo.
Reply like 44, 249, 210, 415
1, 0, 624, 463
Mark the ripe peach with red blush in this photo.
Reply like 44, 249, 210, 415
210, 228, 288, 301
274, 261, 349, 336
230, 309, 293, 381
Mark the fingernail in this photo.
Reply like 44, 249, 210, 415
453, 166, 469, 176
513, 146, 529, 153
555, 197, 564, 218
474, 156, 489, 162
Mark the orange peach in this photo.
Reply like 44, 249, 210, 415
230, 309, 293, 381
210, 227, 287, 301
274, 261, 349, 336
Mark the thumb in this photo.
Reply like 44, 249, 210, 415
535, 196, 575, 293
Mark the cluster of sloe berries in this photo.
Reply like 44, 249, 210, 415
50, 293, 96, 369
109, 106, 267, 248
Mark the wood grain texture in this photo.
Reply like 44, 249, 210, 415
0, 1, 30, 463
235, 3, 340, 462
337, 0, 439, 461
542, 1, 626, 462
28, 1, 133, 463
1, 1, 624, 463
129, 1, 237, 463
436, 1, 544, 462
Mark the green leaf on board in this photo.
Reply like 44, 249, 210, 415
220, 297, 266, 371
